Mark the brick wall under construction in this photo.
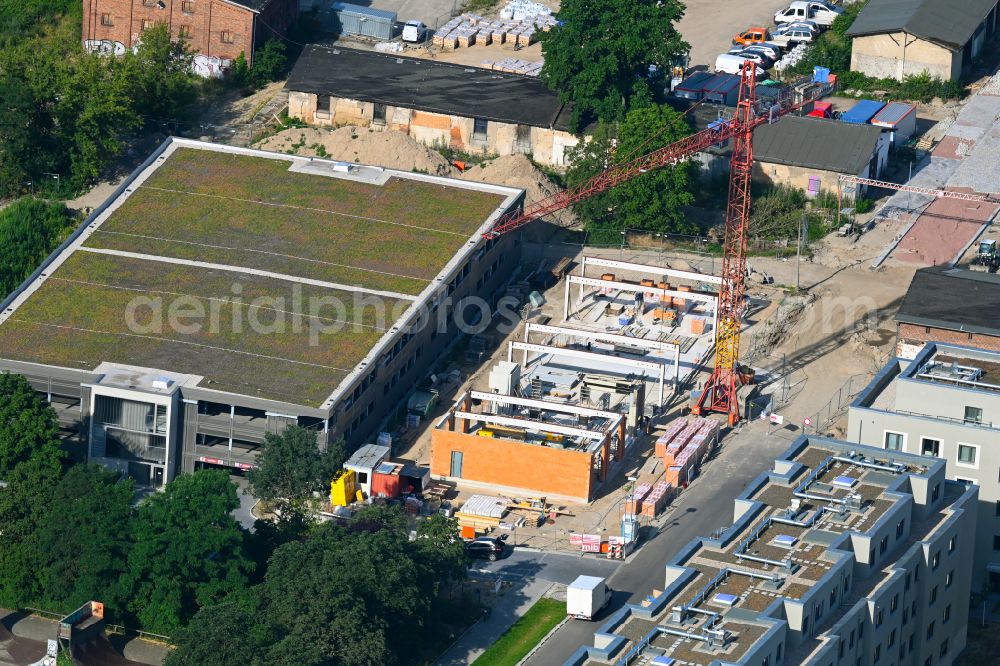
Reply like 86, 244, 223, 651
897, 322, 1000, 359
430, 429, 595, 502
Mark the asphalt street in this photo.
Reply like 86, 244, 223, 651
523, 423, 798, 666
471, 548, 621, 585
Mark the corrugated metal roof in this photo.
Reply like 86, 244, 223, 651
331, 2, 397, 21
674, 71, 714, 93
840, 100, 886, 124
286, 45, 575, 131
846, 0, 998, 50
871, 101, 916, 127
345, 443, 390, 470
753, 116, 883, 174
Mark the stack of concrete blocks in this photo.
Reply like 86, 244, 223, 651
641, 481, 675, 517
431, 2, 556, 51
481, 57, 543, 76
654, 418, 688, 457
662, 419, 701, 465
624, 483, 651, 515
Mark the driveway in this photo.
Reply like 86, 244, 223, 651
366, 0, 463, 27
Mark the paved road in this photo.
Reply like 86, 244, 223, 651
523, 423, 797, 666
471, 548, 621, 585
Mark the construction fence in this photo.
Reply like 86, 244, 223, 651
804, 372, 871, 436
567, 228, 807, 259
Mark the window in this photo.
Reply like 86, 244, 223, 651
996, 500, 1000, 517
903, 607, 909, 624
178, 25, 191, 38
932, 551, 940, 570
182, 0, 195, 12
874, 645, 881, 663
891, 594, 898, 612
316, 94, 332, 114
885, 431, 905, 451
889, 629, 896, 647
220, 30, 233, 43
929, 585, 937, 605
905, 572, 911, 591
880, 536, 888, 554
943, 604, 951, 624
921, 437, 941, 457
141, 18, 153, 31
897, 519, 905, 538
876, 608, 883, 627
946, 570, 954, 588
949, 536, 957, 553
940, 638, 949, 658
932, 483, 940, 501
777, 643, 782, 663
958, 444, 978, 466
994, 534, 1000, 551
101, 13, 113, 26
373, 103, 387, 124
927, 621, 934, 639
472, 117, 488, 141
965, 406, 983, 424
849, 629, 855, 648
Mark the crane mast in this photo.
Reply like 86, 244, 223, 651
484, 63, 816, 426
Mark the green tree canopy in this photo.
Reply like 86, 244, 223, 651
0, 198, 75, 299
565, 104, 698, 235
540, 0, 689, 128
33, 465, 134, 614
248, 427, 345, 509
0, 372, 65, 480
117, 470, 253, 634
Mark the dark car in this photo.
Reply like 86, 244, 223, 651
466, 536, 506, 561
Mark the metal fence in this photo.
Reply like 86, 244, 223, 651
804, 373, 871, 436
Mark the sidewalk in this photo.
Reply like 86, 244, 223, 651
435, 579, 554, 666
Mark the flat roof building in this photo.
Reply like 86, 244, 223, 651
849, 341, 1000, 591
894, 266, 1000, 359
566, 436, 978, 666
285, 45, 582, 168
0, 138, 523, 486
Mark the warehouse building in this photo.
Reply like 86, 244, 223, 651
894, 266, 1000, 359
82, 0, 298, 75
566, 436, 978, 666
847, 0, 999, 81
0, 138, 523, 486
285, 45, 582, 168
849, 341, 1000, 592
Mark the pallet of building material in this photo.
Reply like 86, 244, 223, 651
476, 30, 493, 46
517, 29, 536, 46
438, 33, 458, 49
641, 481, 675, 517
461, 494, 509, 518
654, 418, 689, 457
624, 483, 652, 515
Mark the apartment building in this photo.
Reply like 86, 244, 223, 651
566, 436, 978, 666
849, 341, 1000, 592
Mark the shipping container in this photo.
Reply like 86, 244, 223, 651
330, 469, 356, 506
371, 462, 402, 498
328, 2, 397, 40
870, 102, 917, 146
840, 99, 885, 125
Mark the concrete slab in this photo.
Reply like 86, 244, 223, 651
894, 198, 999, 266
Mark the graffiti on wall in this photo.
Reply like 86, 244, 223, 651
83, 39, 127, 56
192, 54, 232, 78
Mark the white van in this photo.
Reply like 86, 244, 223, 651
774, 1, 843, 28
714, 53, 766, 77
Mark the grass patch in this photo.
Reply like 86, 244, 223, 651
957, 622, 1000, 666
471, 598, 564, 666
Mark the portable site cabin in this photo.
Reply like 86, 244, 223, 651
672, 71, 715, 101
702, 74, 741, 106
840, 99, 886, 125
344, 444, 390, 497
328, 3, 397, 40
870, 102, 918, 146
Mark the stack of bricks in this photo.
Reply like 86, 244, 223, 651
654, 418, 688, 457
624, 483, 651, 515
481, 57, 543, 76
641, 481, 675, 517
430, 7, 554, 51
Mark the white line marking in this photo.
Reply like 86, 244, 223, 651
77, 247, 419, 301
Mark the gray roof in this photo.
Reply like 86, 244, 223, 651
286, 45, 575, 131
896, 266, 1000, 337
846, 0, 998, 50
753, 116, 882, 174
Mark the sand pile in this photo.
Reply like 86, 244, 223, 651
255, 126, 453, 175
459, 155, 576, 229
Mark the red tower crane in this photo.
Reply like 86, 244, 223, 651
483, 64, 819, 425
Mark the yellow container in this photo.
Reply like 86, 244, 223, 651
330, 469, 356, 507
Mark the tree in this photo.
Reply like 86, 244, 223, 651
117, 470, 253, 634
0, 198, 75, 299
163, 589, 266, 666
414, 514, 467, 585
124, 23, 197, 120
229, 51, 251, 89
565, 104, 698, 235
0, 458, 61, 608
247, 427, 345, 511
0, 372, 65, 480
250, 39, 287, 88
33, 465, 134, 614
539, 0, 689, 128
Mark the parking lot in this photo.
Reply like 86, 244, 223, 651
677, 0, 812, 67
365, 0, 466, 28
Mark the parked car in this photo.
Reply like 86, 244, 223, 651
774, 1, 842, 28
728, 44, 780, 62
775, 20, 820, 35
732, 27, 771, 46
466, 536, 507, 561
768, 27, 817, 48
730, 50, 772, 67
715, 53, 766, 77
401, 20, 427, 43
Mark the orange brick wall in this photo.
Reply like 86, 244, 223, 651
431, 429, 595, 502
897, 322, 1000, 357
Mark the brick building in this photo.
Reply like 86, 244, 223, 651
895, 267, 1000, 359
82, 0, 297, 74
